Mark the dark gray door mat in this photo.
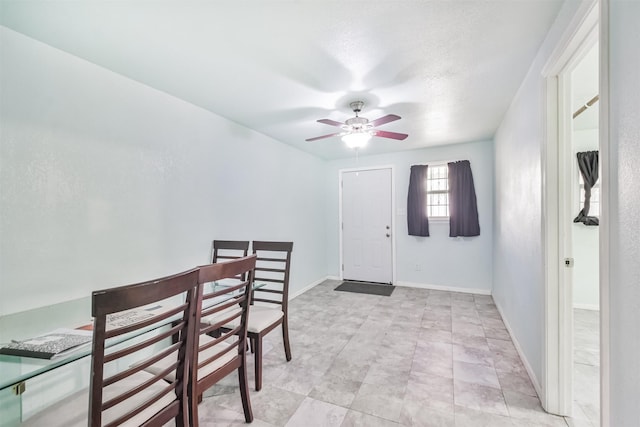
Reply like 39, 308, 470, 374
334, 281, 395, 296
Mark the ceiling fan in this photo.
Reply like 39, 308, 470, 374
306, 101, 408, 148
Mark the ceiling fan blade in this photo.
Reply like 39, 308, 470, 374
305, 132, 343, 142
373, 130, 409, 140
369, 114, 401, 127
317, 118, 345, 127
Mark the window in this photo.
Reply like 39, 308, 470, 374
579, 174, 600, 217
426, 164, 449, 218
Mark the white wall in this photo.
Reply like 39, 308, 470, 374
572, 128, 599, 309
325, 140, 494, 293
0, 27, 328, 316
606, 0, 640, 424
492, 0, 585, 391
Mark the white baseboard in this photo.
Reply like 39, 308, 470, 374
289, 276, 329, 300
573, 303, 599, 311
494, 300, 543, 400
326, 275, 341, 281
395, 281, 491, 296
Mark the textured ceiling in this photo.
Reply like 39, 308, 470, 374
0, 1, 565, 159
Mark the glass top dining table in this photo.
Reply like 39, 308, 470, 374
0, 280, 262, 425
0, 280, 260, 391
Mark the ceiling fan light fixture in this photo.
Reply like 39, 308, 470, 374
306, 100, 408, 144
342, 131, 371, 149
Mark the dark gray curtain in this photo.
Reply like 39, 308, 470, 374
407, 165, 430, 236
574, 150, 599, 226
448, 160, 480, 237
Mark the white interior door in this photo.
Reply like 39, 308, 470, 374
341, 168, 393, 284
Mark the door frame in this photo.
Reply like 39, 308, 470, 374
541, 0, 608, 421
339, 165, 396, 284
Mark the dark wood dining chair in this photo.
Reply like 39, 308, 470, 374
220, 241, 293, 391
212, 240, 250, 283
89, 268, 200, 427
143, 255, 257, 425
212, 240, 250, 263
190, 255, 256, 425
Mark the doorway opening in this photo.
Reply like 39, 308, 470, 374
569, 40, 600, 425
542, 1, 605, 424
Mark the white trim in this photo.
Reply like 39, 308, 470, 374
338, 164, 395, 173
338, 165, 396, 284
598, 1, 610, 424
288, 276, 327, 300
558, 59, 575, 418
391, 167, 397, 284
573, 303, 600, 311
338, 171, 344, 281
542, 72, 561, 414
542, 1, 600, 77
427, 217, 450, 223
495, 299, 544, 400
326, 275, 341, 281
395, 281, 490, 296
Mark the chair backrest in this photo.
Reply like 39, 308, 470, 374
191, 255, 257, 397
251, 241, 293, 313
211, 240, 250, 263
89, 268, 199, 427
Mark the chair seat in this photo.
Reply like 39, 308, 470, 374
225, 305, 284, 334
143, 335, 236, 382
22, 371, 176, 427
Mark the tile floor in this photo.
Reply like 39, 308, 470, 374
566, 309, 600, 427
200, 280, 571, 426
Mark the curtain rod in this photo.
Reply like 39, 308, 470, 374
573, 94, 599, 119
411, 158, 465, 167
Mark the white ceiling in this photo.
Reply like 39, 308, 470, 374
0, 1, 566, 160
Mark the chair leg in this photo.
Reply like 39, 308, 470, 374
189, 392, 200, 427
176, 408, 185, 427
282, 318, 292, 362
238, 362, 253, 422
254, 336, 263, 391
